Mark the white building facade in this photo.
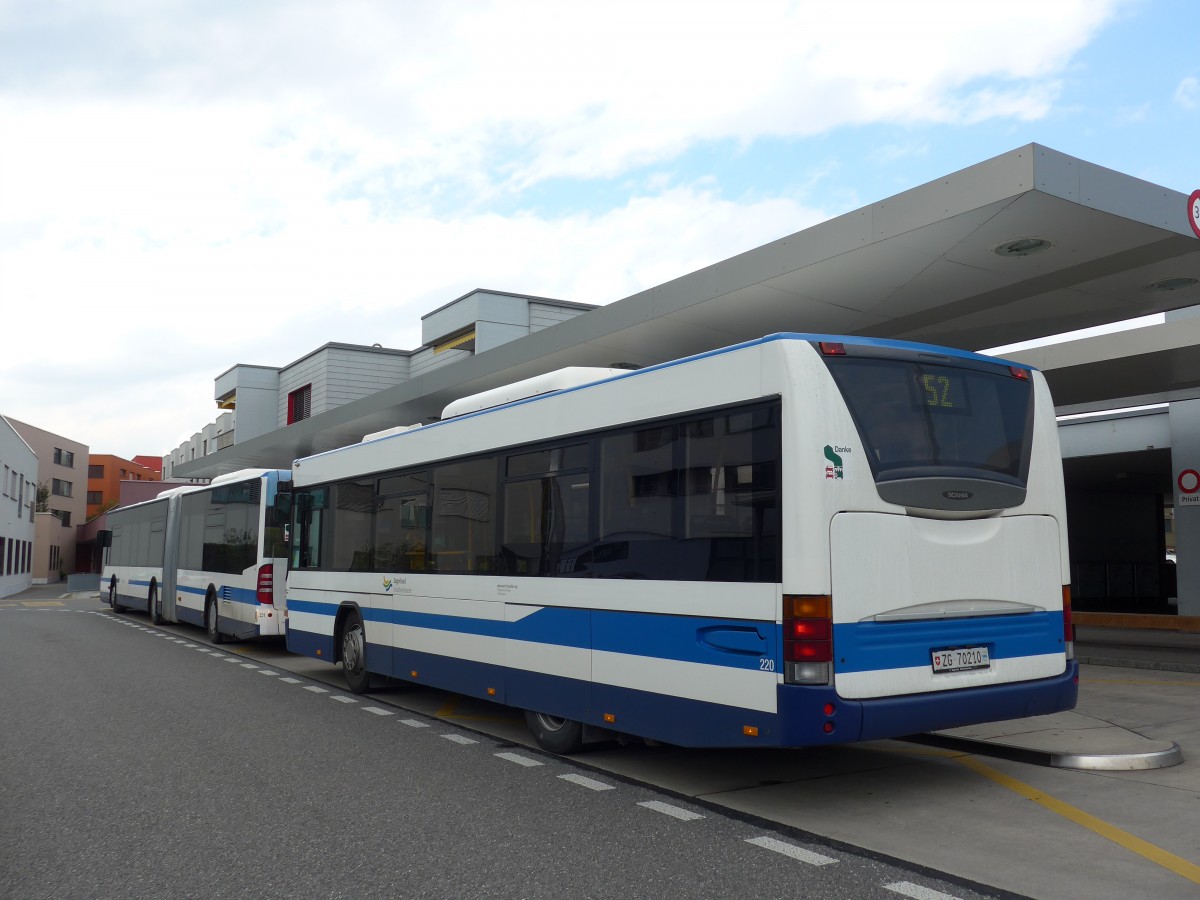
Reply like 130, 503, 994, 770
0, 415, 37, 598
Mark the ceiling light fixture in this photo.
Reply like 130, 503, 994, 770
1147, 277, 1199, 292
993, 238, 1052, 258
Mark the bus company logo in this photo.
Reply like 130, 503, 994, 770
943, 490, 973, 500
823, 445, 844, 480
383, 577, 394, 592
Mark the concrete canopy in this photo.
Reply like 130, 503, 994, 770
180, 143, 1200, 477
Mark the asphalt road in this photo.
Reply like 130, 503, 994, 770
0, 599, 1003, 900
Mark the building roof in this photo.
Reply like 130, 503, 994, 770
178, 143, 1200, 477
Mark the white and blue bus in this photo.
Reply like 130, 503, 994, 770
103, 469, 292, 643
284, 334, 1077, 751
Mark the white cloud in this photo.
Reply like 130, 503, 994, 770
1176, 76, 1200, 110
0, 0, 1131, 461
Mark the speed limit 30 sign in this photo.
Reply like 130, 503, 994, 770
1190, 190, 1200, 239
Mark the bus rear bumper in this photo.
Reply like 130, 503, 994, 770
777, 661, 1079, 746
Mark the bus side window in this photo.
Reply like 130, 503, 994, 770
292, 490, 327, 569
375, 492, 430, 572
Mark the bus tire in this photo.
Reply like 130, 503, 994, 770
341, 616, 370, 694
205, 597, 226, 645
147, 584, 162, 625
108, 576, 120, 612
524, 710, 584, 754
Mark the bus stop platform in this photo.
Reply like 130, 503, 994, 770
921, 626, 1199, 770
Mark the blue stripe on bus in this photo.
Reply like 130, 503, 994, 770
286, 619, 1078, 747
177, 583, 259, 605
289, 599, 1063, 674
832, 612, 1066, 673
286, 599, 774, 672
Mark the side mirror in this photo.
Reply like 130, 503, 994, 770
95, 530, 112, 549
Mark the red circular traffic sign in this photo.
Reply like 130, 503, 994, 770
1190, 190, 1200, 239
1179, 469, 1200, 494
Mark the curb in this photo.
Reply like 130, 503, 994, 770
1077, 654, 1200, 675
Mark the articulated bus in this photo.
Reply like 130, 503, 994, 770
284, 333, 1078, 751
103, 469, 292, 643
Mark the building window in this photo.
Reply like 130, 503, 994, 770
52, 479, 72, 498
89, 464, 104, 478
87, 491, 103, 505
54, 510, 71, 527
53, 448, 75, 468
288, 384, 313, 425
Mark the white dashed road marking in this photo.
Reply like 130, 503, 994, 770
329, 695, 357, 703
400, 719, 430, 729
558, 774, 614, 792
303, 685, 330, 694
442, 734, 477, 745
362, 706, 395, 716
884, 883, 963, 900
637, 801, 704, 821
495, 752, 543, 768
745, 836, 836, 866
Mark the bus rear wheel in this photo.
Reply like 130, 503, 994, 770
341, 617, 370, 694
206, 598, 225, 645
147, 585, 162, 625
524, 710, 584, 754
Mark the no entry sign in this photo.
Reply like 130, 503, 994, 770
1179, 468, 1200, 495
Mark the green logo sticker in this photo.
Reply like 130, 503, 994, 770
824, 445, 843, 480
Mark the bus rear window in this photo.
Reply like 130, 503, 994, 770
823, 356, 1033, 482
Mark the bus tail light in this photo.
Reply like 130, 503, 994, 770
257, 564, 275, 605
1062, 585, 1075, 660
784, 594, 832, 685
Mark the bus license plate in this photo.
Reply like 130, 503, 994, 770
931, 646, 990, 673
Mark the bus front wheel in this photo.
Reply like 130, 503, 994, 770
524, 710, 584, 754
341, 616, 370, 694
205, 598, 225, 645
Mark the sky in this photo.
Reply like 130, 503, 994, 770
1, 0, 1198, 463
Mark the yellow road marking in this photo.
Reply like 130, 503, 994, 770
955, 755, 1200, 885
21, 601, 64, 607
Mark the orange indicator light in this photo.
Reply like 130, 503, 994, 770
410, 670, 419, 678
487, 687, 496, 696
743, 725, 759, 737
315, 649, 322, 657
603, 713, 616, 724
